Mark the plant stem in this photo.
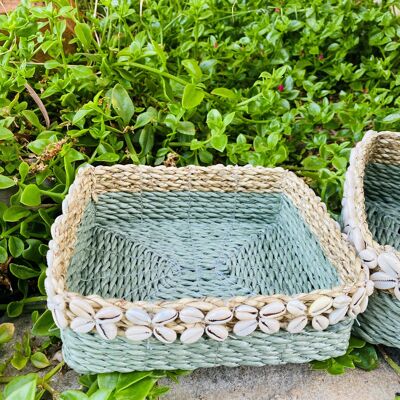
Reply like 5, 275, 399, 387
378, 346, 400, 376
115, 61, 189, 87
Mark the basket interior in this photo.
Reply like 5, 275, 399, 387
66, 191, 340, 301
364, 163, 400, 251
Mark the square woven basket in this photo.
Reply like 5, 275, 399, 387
46, 165, 371, 373
342, 130, 400, 348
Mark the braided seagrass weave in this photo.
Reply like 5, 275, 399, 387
342, 131, 400, 348
46, 165, 371, 372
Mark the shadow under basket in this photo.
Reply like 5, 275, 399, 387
46, 165, 367, 373
343, 131, 400, 348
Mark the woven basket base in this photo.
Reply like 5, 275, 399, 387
62, 318, 353, 373
353, 292, 400, 348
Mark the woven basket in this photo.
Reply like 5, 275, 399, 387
342, 131, 400, 348
46, 165, 371, 373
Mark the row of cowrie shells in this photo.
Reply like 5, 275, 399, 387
342, 145, 400, 301
60, 287, 371, 343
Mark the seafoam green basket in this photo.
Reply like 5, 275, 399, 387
45, 165, 370, 373
342, 131, 400, 348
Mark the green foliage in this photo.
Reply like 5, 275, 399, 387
310, 337, 379, 375
0, 323, 14, 345
0, 369, 189, 400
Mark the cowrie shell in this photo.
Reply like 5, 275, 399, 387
153, 326, 177, 344
312, 315, 329, 331
95, 306, 123, 323
329, 306, 348, 325
348, 227, 366, 253
359, 295, 369, 313
370, 272, 397, 289
126, 326, 152, 341
366, 280, 374, 296
69, 299, 95, 318
332, 295, 351, 309
286, 300, 306, 316
96, 322, 117, 340
152, 308, 178, 325
233, 320, 258, 337
258, 317, 280, 334
53, 309, 68, 329
179, 307, 204, 324
378, 252, 400, 278
259, 301, 285, 318
180, 326, 204, 344
359, 248, 378, 269
205, 325, 229, 341
71, 317, 95, 333
204, 307, 232, 325
126, 308, 152, 326
235, 305, 258, 321
309, 296, 333, 316
350, 287, 366, 309
286, 316, 308, 333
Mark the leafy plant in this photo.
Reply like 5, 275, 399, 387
0, 369, 189, 399
310, 336, 379, 375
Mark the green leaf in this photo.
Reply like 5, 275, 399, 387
3, 206, 30, 222
112, 84, 135, 125
10, 263, 40, 279
0, 127, 14, 140
0, 247, 7, 263
302, 156, 327, 170
21, 184, 42, 207
7, 301, 24, 318
94, 153, 120, 163
89, 389, 113, 400
210, 135, 227, 152
207, 109, 222, 130
19, 162, 29, 182
4, 373, 38, 400
211, 88, 237, 99
115, 378, 157, 400
11, 351, 29, 370
74, 22, 93, 50
0, 175, 16, 189
348, 336, 365, 349
0, 322, 15, 344
8, 236, 24, 257
61, 391, 89, 400
352, 344, 379, 371
116, 372, 152, 392
134, 108, 157, 129
335, 355, 355, 369
177, 121, 195, 136
182, 59, 203, 81
32, 310, 58, 337
30, 352, 50, 369
326, 360, 346, 375
182, 84, 205, 109
382, 112, 400, 123
98, 373, 119, 391
22, 110, 43, 129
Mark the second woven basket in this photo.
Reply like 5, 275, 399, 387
342, 130, 400, 348
46, 165, 371, 373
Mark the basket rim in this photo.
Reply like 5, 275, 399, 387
45, 164, 370, 343
342, 130, 400, 300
